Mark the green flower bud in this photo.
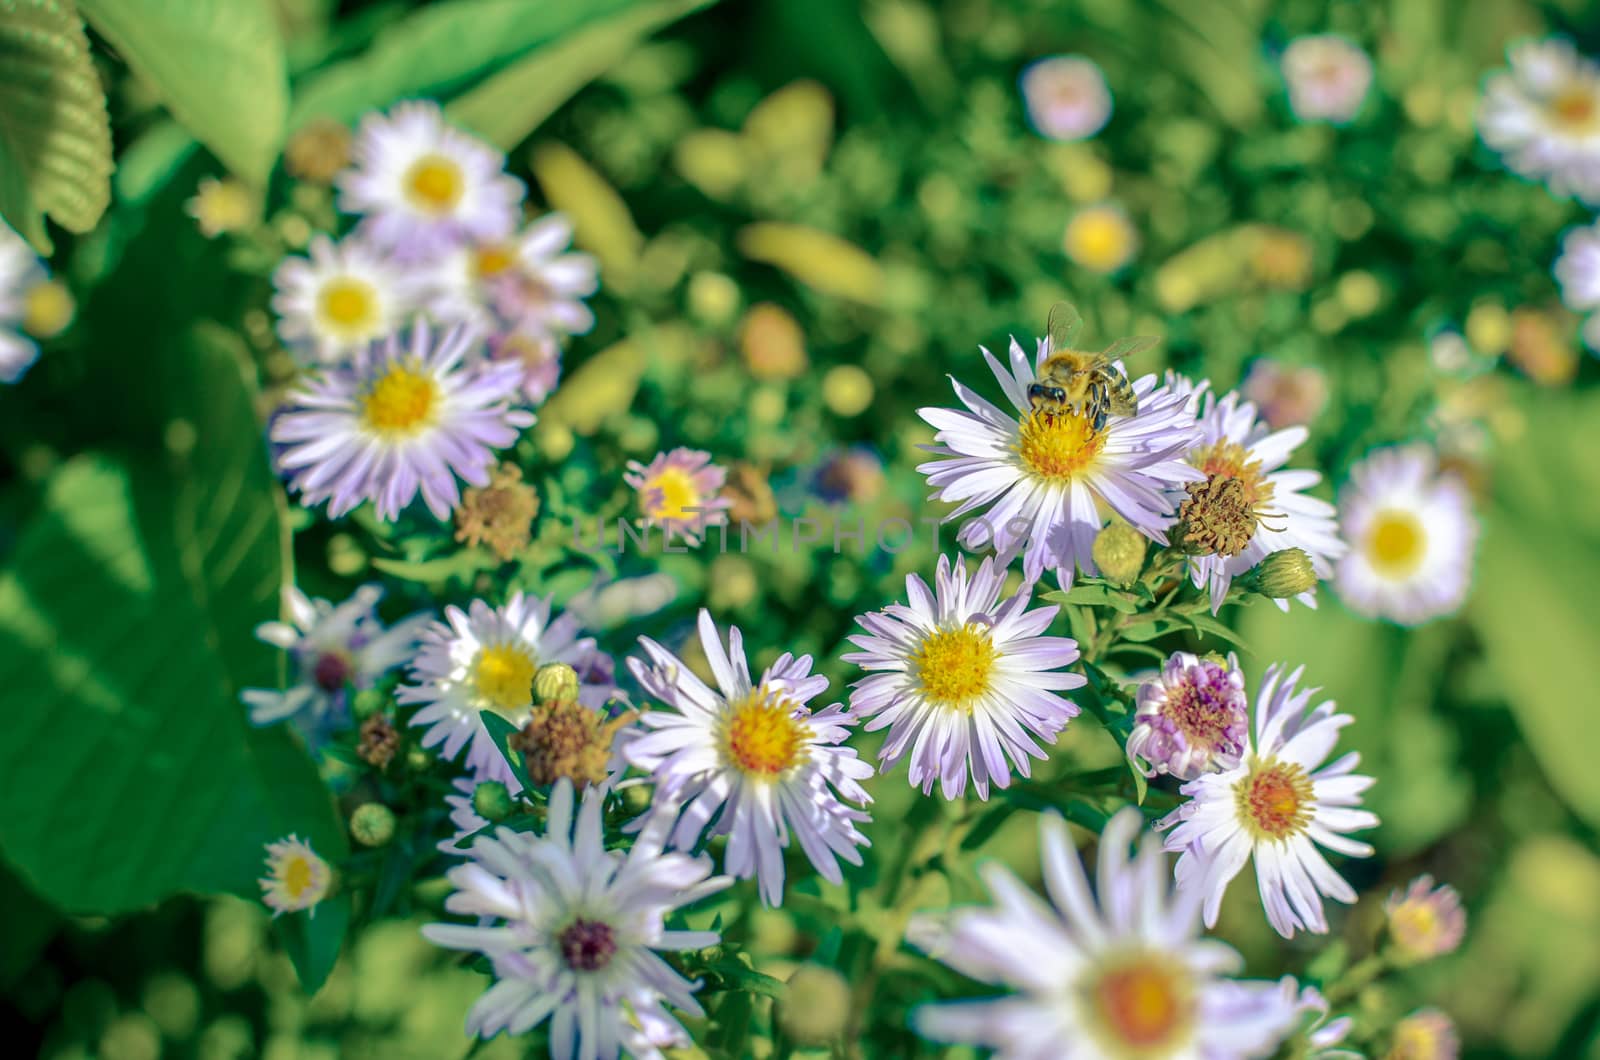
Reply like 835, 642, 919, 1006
1091, 522, 1146, 586
349, 803, 396, 847
776, 964, 851, 1045
534, 662, 581, 705
1241, 547, 1319, 599
473, 781, 515, 822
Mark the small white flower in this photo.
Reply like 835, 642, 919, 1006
260, 835, 332, 916
1479, 37, 1600, 203
843, 554, 1085, 800
910, 807, 1303, 1059
0, 222, 48, 384
623, 610, 873, 905
1281, 35, 1373, 125
1159, 664, 1379, 939
424, 213, 598, 340
1019, 56, 1112, 141
1553, 221, 1600, 352
1334, 445, 1477, 625
337, 100, 524, 260
271, 234, 419, 364
423, 780, 732, 1057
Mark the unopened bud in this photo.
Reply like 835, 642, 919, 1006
1242, 548, 1318, 599
776, 964, 851, 1045
534, 662, 581, 705
473, 781, 515, 822
349, 803, 396, 847
1091, 522, 1146, 586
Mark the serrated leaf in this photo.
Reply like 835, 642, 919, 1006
78, 0, 287, 184
0, 0, 114, 251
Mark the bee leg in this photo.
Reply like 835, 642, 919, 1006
1089, 380, 1108, 431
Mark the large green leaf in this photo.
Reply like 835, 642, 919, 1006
0, 330, 343, 913
287, 0, 642, 129
446, 0, 714, 150
78, 0, 287, 184
0, 0, 114, 252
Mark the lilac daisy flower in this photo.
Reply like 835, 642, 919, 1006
842, 554, 1084, 800
270, 320, 534, 522
624, 448, 732, 546
918, 335, 1201, 587
1126, 651, 1250, 781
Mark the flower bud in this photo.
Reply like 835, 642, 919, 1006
534, 662, 581, 706
1242, 547, 1319, 598
473, 781, 515, 822
776, 964, 852, 1045
1091, 522, 1146, 586
349, 803, 396, 848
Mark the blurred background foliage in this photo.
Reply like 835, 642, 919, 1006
2, 0, 1600, 1057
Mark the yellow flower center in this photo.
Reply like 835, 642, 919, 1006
722, 689, 806, 777
1365, 509, 1426, 576
472, 644, 538, 716
1389, 901, 1439, 952
1017, 408, 1106, 481
1066, 210, 1133, 272
1550, 86, 1600, 133
21, 279, 74, 339
318, 277, 379, 331
404, 154, 465, 213
473, 243, 517, 279
645, 467, 701, 522
913, 624, 998, 711
1234, 757, 1315, 841
360, 365, 438, 436
283, 855, 315, 899
1087, 952, 1194, 1055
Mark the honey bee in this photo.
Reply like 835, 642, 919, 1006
1026, 302, 1156, 430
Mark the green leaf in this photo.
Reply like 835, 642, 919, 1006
479, 711, 526, 787
1044, 581, 1138, 614
0, 332, 343, 913
276, 891, 351, 995
446, 0, 715, 150
1181, 609, 1249, 650
0, 0, 114, 251
78, 0, 287, 184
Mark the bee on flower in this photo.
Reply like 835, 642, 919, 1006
259, 835, 332, 917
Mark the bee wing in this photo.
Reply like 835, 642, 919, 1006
1100, 335, 1161, 362
1047, 302, 1083, 356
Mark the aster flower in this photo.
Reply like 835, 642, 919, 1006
423, 213, 598, 340
842, 554, 1085, 800
917, 334, 1201, 587
1333, 445, 1477, 625
185, 177, 255, 238
1019, 55, 1112, 141
1281, 35, 1373, 124
241, 583, 429, 739
270, 234, 418, 364
1127, 651, 1250, 781
1287, 982, 1361, 1060
399, 592, 612, 787
0, 223, 48, 384
624, 448, 732, 546
260, 835, 332, 917
909, 807, 1302, 1059
623, 610, 873, 906
423, 779, 731, 1056
1479, 37, 1600, 203
1552, 221, 1600, 352
1173, 386, 1346, 613
270, 320, 534, 522
1385, 875, 1467, 962
337, 100, 523, 260
1387, 1009, 1459, 1060
486, 325, 564, 405
1159, 663, 1379, 939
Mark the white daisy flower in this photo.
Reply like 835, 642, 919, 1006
241, 583, 429, 739
1553, 221, 1600, 352
1479, 37, 1600, 203
260, 835, 332, 917
271, 234, 418, 364
909, 807, 1302, 1059
270, 319, 535, 522
918, 335, 1201, 588
1281, 35, 1373, 125
398, 592, 612, 787
423, 779, 731, 1056
424, 213, 598, 338
1333, 445, 1477, 625
1158, 663, 1379, 939
0, 223, 48, 384
1019, 55, 1113, 142
1174, 386, 1346, 613
623, 610, 874, 906
842, 554, 1085, 800
337, 100, 524, 260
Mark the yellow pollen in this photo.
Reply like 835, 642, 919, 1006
1365, 509, 1425, 575
283, 856, 314, 898
360, 365, 438, 436
472, 644, 538, 716
1234, 757, 1315, 841
404, 154, 465, 213
474, 243, 517, 278
645, 467, 701, 522
1017, 408, 1106, 481
723, 690, 805, 777
1550, 87, 1600, 132
318, 277, 378, 330
1088, 953, 1193, 1053
913, 624, 998, 710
